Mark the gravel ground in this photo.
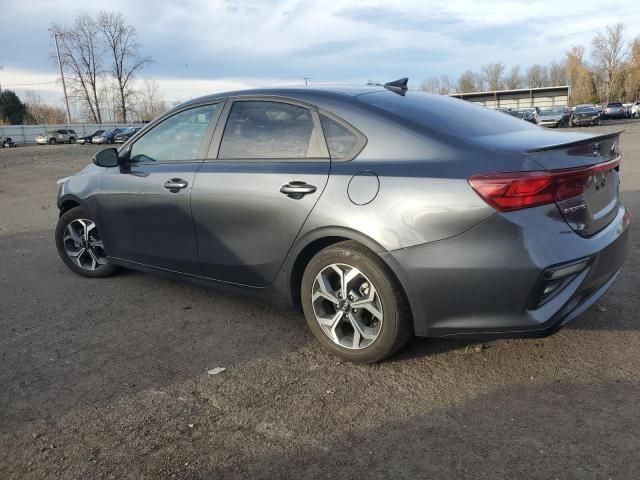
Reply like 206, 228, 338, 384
1, 121, 639, 479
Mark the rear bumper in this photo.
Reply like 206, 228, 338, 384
383, 204, 630, 339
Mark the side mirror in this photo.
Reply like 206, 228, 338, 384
93, 148, 119, 168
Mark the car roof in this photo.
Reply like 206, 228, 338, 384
182, 85, 386, 107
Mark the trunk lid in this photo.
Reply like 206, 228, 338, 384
471, 130, 622, 237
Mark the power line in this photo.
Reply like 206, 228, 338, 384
2, 81, 58, 87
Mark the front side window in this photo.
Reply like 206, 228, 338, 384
320, 114, 359, 160
129, 103, 218, 163
218, 101, 314, 159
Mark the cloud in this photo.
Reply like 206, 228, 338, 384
1, 0, 639, 109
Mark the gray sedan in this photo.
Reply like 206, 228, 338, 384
54, 81, 630, 363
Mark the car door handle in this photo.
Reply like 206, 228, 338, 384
280, 181, 317, 198
164, 178, 189, 192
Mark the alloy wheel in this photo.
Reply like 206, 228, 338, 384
62, 219, 108, 271
311, 263, 383, 349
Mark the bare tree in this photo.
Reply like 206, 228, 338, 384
421, 74, 455, 95
481, 63, 505, 91
549, 61, 568, 86
526, 64, 549, 88
52, 15, 104, 123
135, 78, 167, 121
457, 70, 483, 93
98, 11, 151, 123
420, 77, 440, 94
504, 65, 523, 90
23, 92, 66, 124
592, 23, 631, 102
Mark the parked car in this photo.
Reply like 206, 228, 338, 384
55, 82, 629, 363
535, 106, 570, 127
92, 128, 126, 144
113, 127, 140, 144
631, 101, 640, 119
570, 104, 601, 127
602, 102, 627, 119
1, 135, 16, 148
35, 129, 77, 145
77, 130, 105, 145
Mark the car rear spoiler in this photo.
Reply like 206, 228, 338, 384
524, 131, 624, 153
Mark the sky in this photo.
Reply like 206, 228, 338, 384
0, 0, 639, 109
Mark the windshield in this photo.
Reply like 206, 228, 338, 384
538, 107, 565, 115
575, 107, 597, 114
358, 91, 538, 138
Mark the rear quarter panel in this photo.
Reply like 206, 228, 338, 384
301, 98, 544, 251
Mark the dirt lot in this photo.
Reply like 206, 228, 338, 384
1, 121, 639, 479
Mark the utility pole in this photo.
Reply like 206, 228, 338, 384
303, 77, 312, 86
50, 29, 72, 124
0, 65, 3, 92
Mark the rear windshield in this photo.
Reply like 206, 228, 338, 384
358, 91, 537, 138
607, 103, 623, 107
575, 107, 597, 113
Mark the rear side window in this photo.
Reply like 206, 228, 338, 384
219, 101, 313, 159
359, 91, 538, 138
320, 114, 359, 160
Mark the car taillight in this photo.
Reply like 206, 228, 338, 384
468, 157, 620, 212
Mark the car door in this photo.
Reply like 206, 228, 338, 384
95, 101, 223, 274
191, 98, 330, 286
57, 129, 68, 142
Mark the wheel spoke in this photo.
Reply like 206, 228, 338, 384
317, 311, 344, 344
342, 268, 361, 297
356, 300, 383, 321
68, 247, 85, 258
64, 227, 82, 244
348, 312, 378, 340
87, 249, 100, 270
312, 272, 339, 304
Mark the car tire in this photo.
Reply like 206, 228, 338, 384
106, 138, 113, 144
55, 206, 119, 278
69, 137, 76, 144
301, 240, 412, 363
49, 138, 57, 145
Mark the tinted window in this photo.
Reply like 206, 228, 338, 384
219, 101, 313, 159
359, 91, 539, 138
320, 114, 359, 159
130, 103, 218, 163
